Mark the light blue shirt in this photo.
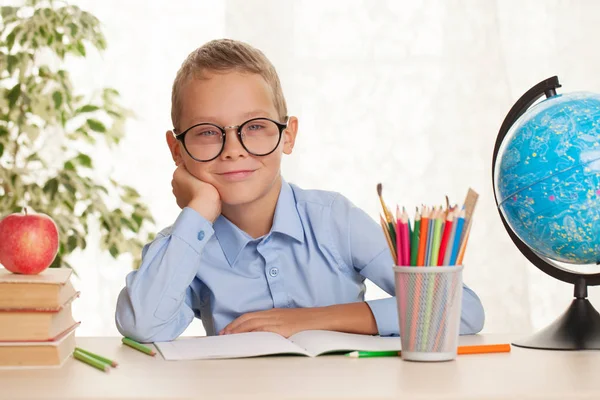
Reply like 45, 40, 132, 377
115, 180, 485, 342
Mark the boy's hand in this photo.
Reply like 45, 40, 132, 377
219, 308, 320, 338
219, 303, 378, 338
172, 164, 221, 222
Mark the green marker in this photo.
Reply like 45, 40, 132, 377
345, 350, 399, 358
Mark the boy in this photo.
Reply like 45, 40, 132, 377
115, 39, 485, 342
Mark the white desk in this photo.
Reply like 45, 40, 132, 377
0, 334, 598, 400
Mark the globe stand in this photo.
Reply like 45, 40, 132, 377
513, 278, 600, 350
493, 76, 600, 351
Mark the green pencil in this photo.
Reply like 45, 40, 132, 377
410, 214, 421, 266
387, 221, 396, 251
429, 213, 444, 266
345, 350, 399, 358
122, 337, 156, 356
73, 349, 110, 372
75, 347, 118, 367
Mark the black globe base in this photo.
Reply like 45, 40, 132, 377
512, 282, 600, 350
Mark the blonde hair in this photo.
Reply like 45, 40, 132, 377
171, 39, 287, 130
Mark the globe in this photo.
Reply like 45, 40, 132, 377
492, 76, 600, 351
495, 91, 600, 265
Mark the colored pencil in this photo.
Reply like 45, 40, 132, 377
416, 207, 429, 266
73, 350, 110, 372
401, 209, 410, 267
424, 209, 434, 265
122, 337, 156, 356
429, 209, 444, 266
75, 347, 118, 367
346, 350, 399, 358
396, 206, 403, 266
449, 210, 465, 265
380, 214, 397, 262
410, 211, 421, 266
437, 211, 455, 266
457, 343, 511, 355
443, 209, 459, 266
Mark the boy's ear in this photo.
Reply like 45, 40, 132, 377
166, 130, 183, 165
282, 116, 298, 155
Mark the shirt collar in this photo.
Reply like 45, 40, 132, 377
213, 179, 305, 267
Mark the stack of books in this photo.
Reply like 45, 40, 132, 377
0, 268, 79, 368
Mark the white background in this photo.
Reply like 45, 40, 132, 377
44, 0, 600, 337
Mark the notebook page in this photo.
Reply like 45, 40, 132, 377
155, 332, 310, 360
289, 330, 401, 356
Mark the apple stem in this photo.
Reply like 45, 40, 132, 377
24, 207, 28, 216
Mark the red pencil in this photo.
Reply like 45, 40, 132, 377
437, 210, 455, 266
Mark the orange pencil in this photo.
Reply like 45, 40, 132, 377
458, 343, 511, 355
392, 344, 511, 358
416, 207, 430, 266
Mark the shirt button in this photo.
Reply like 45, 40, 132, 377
269, 267, 279, 277
197, 230, 205, 241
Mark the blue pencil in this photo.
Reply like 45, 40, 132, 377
449, 210, 465, 265
424, 213, 435, 266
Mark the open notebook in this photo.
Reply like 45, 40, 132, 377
155, 330, 401, 360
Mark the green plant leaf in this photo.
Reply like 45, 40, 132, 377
52, 91, 63, 108
6, 31, 16, 51
0, 126, 8, 137
0, 143, 4, 158
7, 55, 18, 75
109, 244, 119, 258
64, 161, 75, 171
75, 104, 100, 114
68, 22, 78, 36
7, 84, 21, 109
87, 119, 106, 132
132, 213, 142, 228
49, 254, 62, 269
1, 6, 19, 18
38, 65, 50, 77
75, 153, 92, 168
42, 178, 59, 199
67, 235, 77, 252
76, 42, 86, 56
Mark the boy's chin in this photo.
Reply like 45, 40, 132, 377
218, 187, 264, 206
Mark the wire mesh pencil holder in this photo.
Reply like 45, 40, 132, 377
394, 265, 463, 361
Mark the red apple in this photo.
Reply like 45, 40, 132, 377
0, 208, 59, 275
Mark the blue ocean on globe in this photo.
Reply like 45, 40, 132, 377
496, 92, 600, 264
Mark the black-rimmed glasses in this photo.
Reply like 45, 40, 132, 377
174, 117, 288, 162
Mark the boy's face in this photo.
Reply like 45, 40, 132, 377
167, 71, 297, 206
